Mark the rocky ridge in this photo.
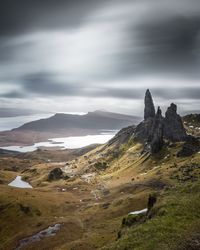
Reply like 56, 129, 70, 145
134, 89, 187, 153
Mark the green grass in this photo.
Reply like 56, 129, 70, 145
102, 181, 200, 250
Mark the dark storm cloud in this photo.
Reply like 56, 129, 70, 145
0, 91, 25, 99
134, 15, 200, 75
22, 73, 82, 96
0, 0, 110, 37
116, 2, 200, 78
1, 0, 200, 79
99, 87, 200, 100
0, 0, 199, 114
4, 71, 200, 101
151, 87, 200, 100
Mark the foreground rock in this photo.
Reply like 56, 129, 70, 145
48, 168, 64, 181
177, 136, 200, 157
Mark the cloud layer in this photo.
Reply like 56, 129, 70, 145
0, 0, 200, 115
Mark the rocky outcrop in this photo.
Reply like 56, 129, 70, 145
134, 118, 154, 143
177, 135, 200, 157
147, 194, 157, 212
149, 107, 164, 154
107, 125, 136, 146
134, 90, 187, 154
48, 168, 63, 181
144, 89, 155, 120
134, 91, 164, 152
163, 103, 187, 142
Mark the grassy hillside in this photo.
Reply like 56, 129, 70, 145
0, 121, 199, 250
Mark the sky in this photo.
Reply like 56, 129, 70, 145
0, 0, 200, 116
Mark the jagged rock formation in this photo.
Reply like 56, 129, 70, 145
107, 125, 136, 147
133, 118, 154, 143
149, 107, 164, 154
177, 135, 200, 157
144, 89, 155, 120
134, 90, 187, 154
164, 103, 187, 142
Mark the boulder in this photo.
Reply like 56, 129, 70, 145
177, 135, 200, 157
48, 168, 63, 181
147, 194, 157, 211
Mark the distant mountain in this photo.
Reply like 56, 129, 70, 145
14, 110, 140, 132
0, 111, 140, 146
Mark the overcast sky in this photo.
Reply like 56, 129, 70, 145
0, 0, 200, 116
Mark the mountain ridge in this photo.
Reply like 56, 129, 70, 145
13, 110, 140, 132
0, 110, 140, 147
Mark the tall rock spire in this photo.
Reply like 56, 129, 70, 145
134, 91, 187, 154
163, 103, 187, 142
150, 106, 164, 154
144, 89, 155, 120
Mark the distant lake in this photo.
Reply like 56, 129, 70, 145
1, 132, 117, 153
0, 113, 117, 152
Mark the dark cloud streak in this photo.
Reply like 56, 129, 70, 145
2, 71, 200, 101
0, 0, 110, 37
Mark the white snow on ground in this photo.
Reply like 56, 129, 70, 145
8, 176, 32, 188
128, 208, 148, 215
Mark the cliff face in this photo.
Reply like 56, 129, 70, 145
164, 103, 187, 142
150, 107, 164, 154
134, 89, 187, 154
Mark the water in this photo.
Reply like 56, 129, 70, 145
15, 224, 61, 250
1, 133, 116, 153
0, 114, 117, 152
8, 176, 33, 188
